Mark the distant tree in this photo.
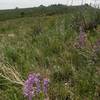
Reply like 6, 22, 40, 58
20, 12, 25, 17
84, 3, 89, 7
39, 5, 45, 8
15, 7, 19, 10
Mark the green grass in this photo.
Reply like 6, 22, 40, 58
0, 5, 100, 100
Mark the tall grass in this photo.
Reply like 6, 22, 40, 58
0, 8, 100, 100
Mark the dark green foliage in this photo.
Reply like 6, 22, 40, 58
20, 12, 25, 17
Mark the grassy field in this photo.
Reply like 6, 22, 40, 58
0, 4, 100, 100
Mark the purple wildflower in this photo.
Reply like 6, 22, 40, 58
79, 31, 86, 47
23, 74, 35, 100
75, 26, 86, 48
74, 26, 86, 49
34, 75, 41, 94
43, 78, 49, 95
23, 73, 50, 100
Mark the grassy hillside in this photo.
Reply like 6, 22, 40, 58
0, 4, 99, 21
0, 4, 100, 100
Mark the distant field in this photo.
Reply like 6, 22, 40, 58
0, 4, 99, 21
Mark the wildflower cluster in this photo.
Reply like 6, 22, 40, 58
23, 73, 49, 100
74, 26, 86, 48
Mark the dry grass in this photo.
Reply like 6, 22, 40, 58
0, 63, 24, 86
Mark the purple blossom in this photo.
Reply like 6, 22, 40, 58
76, 26, 86, 48
34, 75, 41, 94
23, 74, 35, 100
23, 73, 50, 100
74, 27, 86, 49
78, 31, 86, 47
43, 78, 49, 95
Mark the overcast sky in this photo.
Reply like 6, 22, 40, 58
0, 0, 100, 9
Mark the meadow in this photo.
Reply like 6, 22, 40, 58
0, 4, 100, 100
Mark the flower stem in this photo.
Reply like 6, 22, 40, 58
29, 95, 32, 100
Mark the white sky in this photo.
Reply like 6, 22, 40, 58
0, 0, 100, 9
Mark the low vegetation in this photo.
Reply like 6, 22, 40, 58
0, 4, 100, 100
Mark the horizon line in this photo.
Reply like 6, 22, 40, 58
0, 3, 100, 10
